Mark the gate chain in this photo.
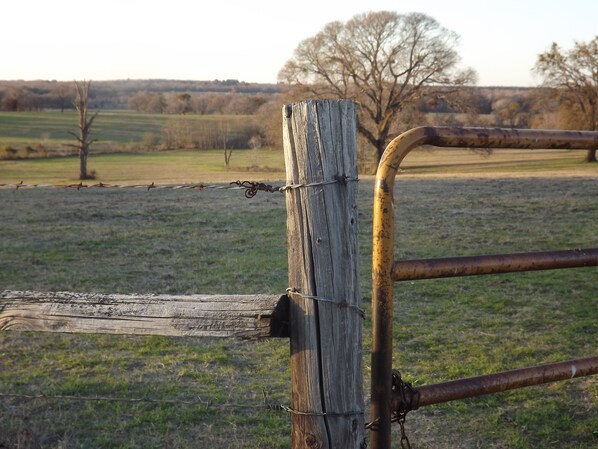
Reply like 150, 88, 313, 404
391, 369, 419, 449
397, 411, 412, 449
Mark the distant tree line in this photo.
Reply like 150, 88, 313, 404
158, 116, 263, 151
0, 80, 590, 133
0, 79, 279, 111
0, 79, 555, 127
0, 78, 539, 121
0, 79, 591, 166
127, 91, 270, 115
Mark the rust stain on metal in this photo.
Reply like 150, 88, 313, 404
407, 356, 598, 409
393, 248, 598, 281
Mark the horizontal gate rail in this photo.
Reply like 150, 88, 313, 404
395, 356, 598, 410
371, 126, 598, 449
393, 247, 598, 281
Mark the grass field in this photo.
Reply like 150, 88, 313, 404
1, 146, 596, 186
0, 168, 596, 448
0, 110, 256, 157
0, 149, 286, 185
2, 110, 598, 180
0, 110, 163, 151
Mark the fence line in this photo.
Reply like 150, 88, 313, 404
0, 291, 289, 339
1, 391, 373, 422
0, 180, 282, 198
0, 391, 290, 412
0, 177, 358, 198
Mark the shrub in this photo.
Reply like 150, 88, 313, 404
0, 145, 18, 160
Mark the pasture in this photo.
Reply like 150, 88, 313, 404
2, 110, 598, 180
0, 111, 257, 158
0, 168, 596, 447
1, 145, 596, 186
0, 149, 286, 185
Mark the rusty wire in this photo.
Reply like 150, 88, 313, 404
272, 403, 364, 417
0, 176, 358, 198
286, 287, 365, 319
0, 390, 286, 413
231, 180, 282, 198
0, 180, 280, 197
0, 390, 365, 422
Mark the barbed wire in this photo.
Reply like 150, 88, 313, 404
0, 391, 364, 419
0, 176, 358, 198
0, 180, 279, 198
0, 392, 217, 406
0, 391, 280, 412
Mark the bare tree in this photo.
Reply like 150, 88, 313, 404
254, 93, 289, 150
160, 116, 194, 149
492, 96, 530, 128
1, 87, 21, 111
534, 36, 598, 162
68, 80, 98, 179
218, 120, 233, 168
52, 82, 72, 112
278, 11, 476, 163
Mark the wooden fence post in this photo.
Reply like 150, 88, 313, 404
283, 100, 364, 449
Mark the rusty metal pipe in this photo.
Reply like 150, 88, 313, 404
410, 356, 598, 409
393, 248, 598, 281
371, 127, 598, 449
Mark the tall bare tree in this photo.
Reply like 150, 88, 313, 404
278, 11, 476, 163
534, 36, 598, 162
68, 80, 98, 179
218, 120, 233, 168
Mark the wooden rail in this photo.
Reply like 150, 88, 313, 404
0, 290, 289, 339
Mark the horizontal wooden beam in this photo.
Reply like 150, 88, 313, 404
0, 290, 289, 339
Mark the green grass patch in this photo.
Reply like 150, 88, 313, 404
0, 149, 286, 184
0, 110, 255, 153
0, 110, 252, 139
0, 177, 596, 448
2, 146, 595, 186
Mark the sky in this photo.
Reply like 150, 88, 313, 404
2, 0, 597, 87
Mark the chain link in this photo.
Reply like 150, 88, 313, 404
397, 411, 412, 449
391, 369, 419, 449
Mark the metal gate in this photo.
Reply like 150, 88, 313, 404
370, 127, 598, 449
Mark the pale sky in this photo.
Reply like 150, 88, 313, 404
2, 0, 597, 86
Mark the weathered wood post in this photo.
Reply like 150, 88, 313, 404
282, 100, 364, 449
